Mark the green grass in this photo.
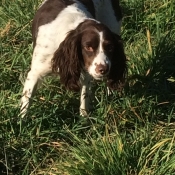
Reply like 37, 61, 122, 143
0, 0, 175, 174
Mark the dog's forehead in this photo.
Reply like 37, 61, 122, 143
101, 28, 114, 41
81, 29, 100, 43
81, 28, 113, 43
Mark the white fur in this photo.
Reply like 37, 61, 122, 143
88, 32, 111, 80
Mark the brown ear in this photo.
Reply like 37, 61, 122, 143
52, 30, 82, 91
107, 34, 127, 90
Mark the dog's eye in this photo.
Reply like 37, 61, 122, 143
84, 46, 94, 52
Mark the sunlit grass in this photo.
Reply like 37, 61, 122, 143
0, 0, 175, 174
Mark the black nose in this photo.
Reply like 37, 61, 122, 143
96, 64, 109, 75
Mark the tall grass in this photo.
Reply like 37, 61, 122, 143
0, 0, 175, 174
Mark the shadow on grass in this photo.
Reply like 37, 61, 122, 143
126, 31, 175, 121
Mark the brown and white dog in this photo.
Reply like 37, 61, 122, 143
20, 0, 126, 117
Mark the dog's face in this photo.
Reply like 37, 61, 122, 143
81, 27, 115, 80
52, 20, 126, 91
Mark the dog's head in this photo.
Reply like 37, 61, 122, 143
52, 20, 126, 91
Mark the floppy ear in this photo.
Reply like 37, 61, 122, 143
107, 34, 127, 90
52, 30, 82, 92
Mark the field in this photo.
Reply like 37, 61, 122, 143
0, 0, 175, 174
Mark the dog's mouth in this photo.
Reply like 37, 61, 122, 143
91, 73, 108, 81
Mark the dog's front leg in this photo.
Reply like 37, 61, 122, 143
79, 74, 93, 116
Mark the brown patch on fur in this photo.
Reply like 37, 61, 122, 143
32, 0, 74, 47
32, 0, 96, 48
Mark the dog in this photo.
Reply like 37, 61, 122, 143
20, 0, 126, 117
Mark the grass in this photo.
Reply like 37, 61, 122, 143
0, 0, 175, 174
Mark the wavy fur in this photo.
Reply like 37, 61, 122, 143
52, 29, 83, 91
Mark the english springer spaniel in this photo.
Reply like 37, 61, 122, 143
20, 0, 126, 117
